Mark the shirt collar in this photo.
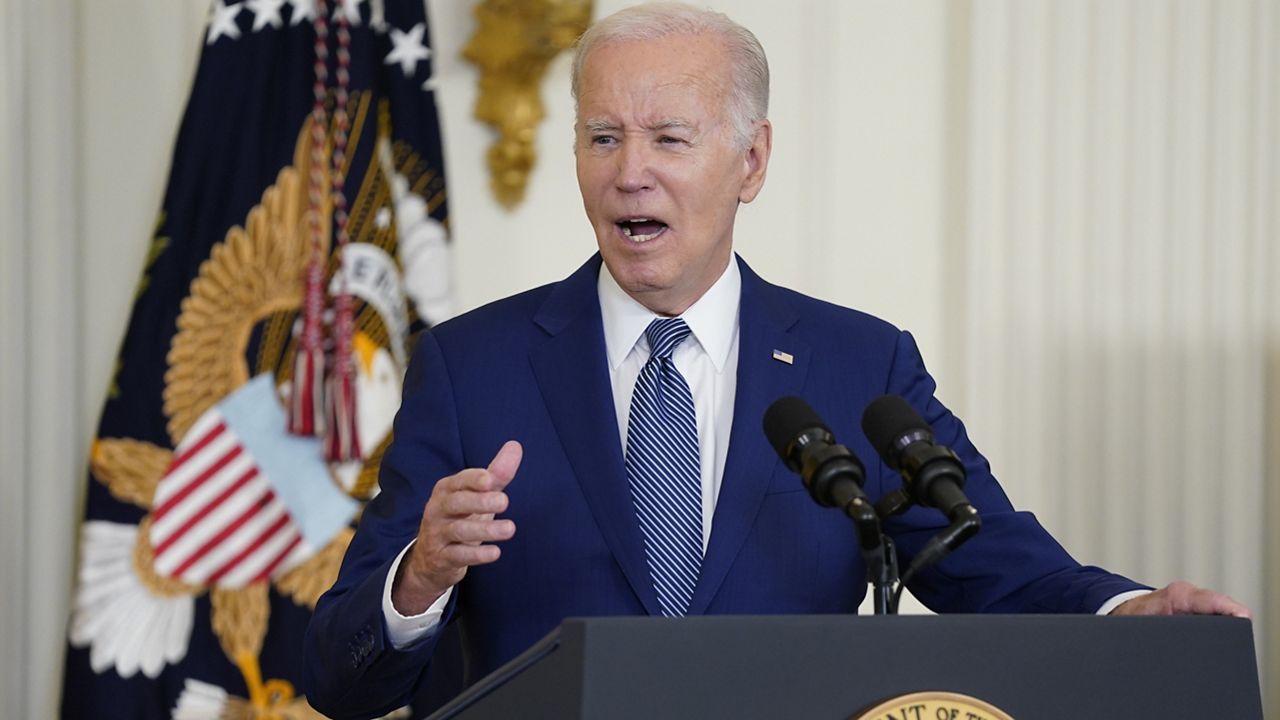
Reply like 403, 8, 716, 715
598, 257, 741, 372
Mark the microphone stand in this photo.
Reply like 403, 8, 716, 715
822, 478, 983, 615
868, 536, 899, 615
836, 490, 908, 614
856, 488, 981, 614
835, 494, 898, 614
896, 506, 980, 590
869, 488, 912, 614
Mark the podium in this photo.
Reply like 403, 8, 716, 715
427, 615, 1262, 719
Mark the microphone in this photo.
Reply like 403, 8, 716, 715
763, 397, 880, 543
765, 397, 897, 613
860, 395, 974, 521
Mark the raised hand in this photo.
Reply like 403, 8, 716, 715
390, 440, 522, 615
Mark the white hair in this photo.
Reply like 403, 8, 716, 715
571, 2, 770, 149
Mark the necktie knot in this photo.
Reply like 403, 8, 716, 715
645, 317, 691, 361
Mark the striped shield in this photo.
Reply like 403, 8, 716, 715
149, 374, 358, 588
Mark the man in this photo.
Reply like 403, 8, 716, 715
304, 4, 1249, 717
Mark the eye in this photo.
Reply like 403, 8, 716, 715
591, 135, 617, 147
658, 135, 686, 145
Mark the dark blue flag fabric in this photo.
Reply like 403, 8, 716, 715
62, 1, 451, 716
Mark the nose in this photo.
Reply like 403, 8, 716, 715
614, 141, 653, 193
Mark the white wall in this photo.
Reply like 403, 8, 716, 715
1, 0, 1275, 716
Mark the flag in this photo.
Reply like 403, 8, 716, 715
62, 1, 451, 716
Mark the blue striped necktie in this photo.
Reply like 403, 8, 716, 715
625, 317, 702, 617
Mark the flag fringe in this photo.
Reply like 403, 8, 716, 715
289, 346, 326, 436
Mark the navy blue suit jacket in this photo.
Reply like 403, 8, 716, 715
304, 255, 1145, 718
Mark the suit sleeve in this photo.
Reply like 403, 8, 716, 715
878, 330, 1150, 613
303, 330, 465, 719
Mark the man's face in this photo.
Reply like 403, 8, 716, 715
575, 33, 771, 316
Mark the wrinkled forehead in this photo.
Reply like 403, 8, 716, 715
575, 34, 733, 123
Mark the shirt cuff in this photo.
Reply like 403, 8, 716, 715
1096, 589, 1152, 615
382, 540, 453, 649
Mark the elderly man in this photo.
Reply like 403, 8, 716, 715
304, 3, 1248, 717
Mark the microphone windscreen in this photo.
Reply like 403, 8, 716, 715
861, 395, 930, 463
762, 396, 829, 459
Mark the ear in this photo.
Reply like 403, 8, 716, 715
738, 119, 773, 204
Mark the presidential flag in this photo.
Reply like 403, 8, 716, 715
62, 1, 451, 716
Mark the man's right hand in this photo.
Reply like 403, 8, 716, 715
390, 440, 521, 615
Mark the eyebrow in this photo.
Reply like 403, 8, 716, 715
581, 118, 695, 133
582, 119, 619, 133
652, 119, 694, 132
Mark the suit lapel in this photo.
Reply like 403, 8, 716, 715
528, 256, 662, 615
688, 258, 810, 614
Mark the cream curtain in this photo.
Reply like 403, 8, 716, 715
952, 0, 1278, 698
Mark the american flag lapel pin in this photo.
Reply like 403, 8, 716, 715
771, 349, 794, 365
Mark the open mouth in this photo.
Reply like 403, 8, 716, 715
616, 218, 668, 243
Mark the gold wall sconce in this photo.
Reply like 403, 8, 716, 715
463, 0, 594, 209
